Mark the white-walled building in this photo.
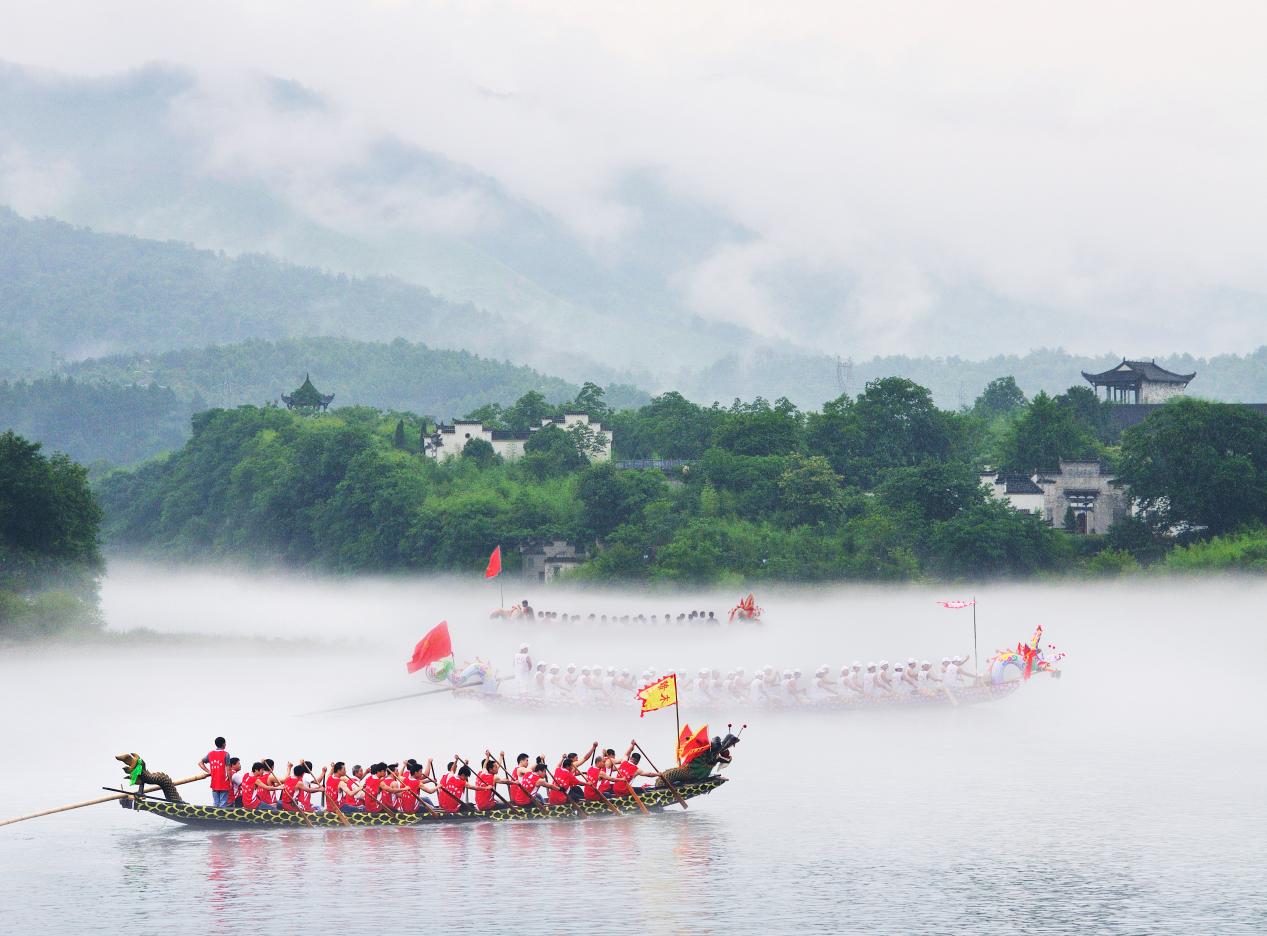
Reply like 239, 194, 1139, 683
981, 461, 1130, 535
427, 411, 612, 463
1082, 359, 1194, 404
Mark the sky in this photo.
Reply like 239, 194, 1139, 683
2, 1, 1267, 358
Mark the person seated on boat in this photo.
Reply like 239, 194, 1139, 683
940, 657, 958, 688
878, 661, 898, 694
952, 655, 978, 684
198, 736, 233, 808
550, 755, 586, 804
546, 664, 567, 696
436, 764, 476, 813
281, 763, 326, 812
473, 758, 501, 811
915, 661, 939, 694
861, 663, 880, 696
516, 763, 556, 805
227, 757, 243, 807
356, 764, 392, 815
612, 745, 658, 795
811, 666, 839, 700
583, 754, 617, 802
504, 753, 535, 807
563, 664, 581, 693
891, 664, 912, 695
324, 762, 352, 813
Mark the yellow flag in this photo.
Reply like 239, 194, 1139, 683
636, 673, 678, 718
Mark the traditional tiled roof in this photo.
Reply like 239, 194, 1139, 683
1082, 359, 1195, 386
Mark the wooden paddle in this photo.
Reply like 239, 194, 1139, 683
265, 760, 314, 828
456, 755, 519, 814
322, 766, 351, 827
0, 773, 208, 828
495, 753, 540, 814
582, 756, 627, 817
632, 741, 688, 810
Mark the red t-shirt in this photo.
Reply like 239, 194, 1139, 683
549, 767, 577, 805
584, 765, 602, 800
439, 774, 466, 812
205, 750, 230, 792
614, 760, 639, 796
363, 776, 383, 813
398, 776, 420, 813
325, 775, 342, 809
241, 773, 262, 810
508, 769, 532, 805
475, 772, 496, 810
281, 776, 301, 811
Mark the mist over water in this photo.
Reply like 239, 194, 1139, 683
5, 564, 1266, 933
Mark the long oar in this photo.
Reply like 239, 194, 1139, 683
457, 755, 519, 814
323, 770, 351, 827
495, 754, 539, 814
0, 773, 208, 828
301, 677, 516, 716
632, 741, 688, 810
391, 768, 440, 818
266, 760, 314, 828
580, 760, 624, 817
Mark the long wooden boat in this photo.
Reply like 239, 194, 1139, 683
118, 776, 728, 828
112, 737, 738, 829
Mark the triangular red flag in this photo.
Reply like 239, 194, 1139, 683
484, 545, 502, 579
406, 621, 453, 674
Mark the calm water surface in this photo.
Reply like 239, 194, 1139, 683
3, 572, 1265, 934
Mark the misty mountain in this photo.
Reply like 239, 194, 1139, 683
0, 61, 774, 387
1, 336, 647, 468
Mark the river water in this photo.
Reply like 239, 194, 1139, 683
2, 566, 1265, 934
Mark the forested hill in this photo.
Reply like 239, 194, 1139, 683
0, 337, 648, 468
0, 208, 515, 378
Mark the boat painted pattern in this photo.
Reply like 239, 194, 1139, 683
120, 776, 727, 828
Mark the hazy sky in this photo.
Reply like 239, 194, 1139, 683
3, 1, 1267, 357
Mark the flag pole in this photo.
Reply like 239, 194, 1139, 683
675, 699, 682, 766
972, 595, 979, 677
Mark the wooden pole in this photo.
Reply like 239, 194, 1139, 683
973, 597, 979, 678
632, 741, 688, 810
0, 774, 208, 828
301, 677, 515, 716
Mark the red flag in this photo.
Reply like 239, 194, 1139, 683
678, 724, 711, 766
484, 545, 502, 579
406, 621, 453, 674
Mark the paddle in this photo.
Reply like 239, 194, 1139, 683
579, 756, 625, 817
494, 753, 539, 814
301, 677, 516, 716
265, 760, 314, 828
390, 764, 440, 818
0, 773, 208, 829
323, 766, 351, 827
457, 754, 518, 814
632, 740, 687, 810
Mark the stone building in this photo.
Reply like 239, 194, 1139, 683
427, 411, 612, 463
1082, 359, 1194, 404
982, 461, 1130, 535
521, 540, 587, 583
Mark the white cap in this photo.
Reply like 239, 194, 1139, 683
549, 665, 559, 672
535, 662, 545, 670
518, 643, 529, 652
782, 670, 793, 678
867, 662, 876, 669
793, 669, 802, 677
568, 663, 577, 670
699, 668, 709, 676
907, 658, 917, 666
580, 668, 590, 675
922, 660, 932, 667
895, 664, 904, 672
840, 665, 850, 674
941, 657, 951, 664
879, 660, 889, 668
852, 661, 862, 669
816, 666, 829, 675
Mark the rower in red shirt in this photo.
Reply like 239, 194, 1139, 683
240, 763, 264, 810
549, 755, 584, 805
474, 759, 500, 811
198, 736, 232, 808
326, 763, 351, 813
506, 752, 534, 806
281, 763, 326, 812
612, 743, 657, 795
438, 760, 476, 813
257, 759, 284, 808
583, 757, 615, 801
360, 764, 389, 814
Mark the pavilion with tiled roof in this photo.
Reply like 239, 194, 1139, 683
1082, 359, 1195, 404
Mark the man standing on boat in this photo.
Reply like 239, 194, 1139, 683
513, 644, 533, 693
198, 737, 233, 808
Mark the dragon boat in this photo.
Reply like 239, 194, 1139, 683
112, 737, 738, 829
464, 679, 1022, 712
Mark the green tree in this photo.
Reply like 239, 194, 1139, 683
973, 376, 1027, 418
999, 391, 1100, 471
1117, 398, 1267, 535
571, 382, 610, 419
846, 378, 952, 486
392, 419, 406, 449
577, 463, 667, 538
712, 397, 803, 457
0, 431, 102, 576
777, 454, 846, 525
875, 462, 987, 523
461, 437, 498, 468
928, 500, 1071, 578
521, 424, 587, 477
505, 392, 558, 432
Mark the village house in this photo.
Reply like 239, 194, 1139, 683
426, 411, 612, 463
981, 461, 1131, 534
521, 540, 588, 582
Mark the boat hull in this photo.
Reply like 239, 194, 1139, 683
469, 681, 1021, 712
119, 776, 727, 828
